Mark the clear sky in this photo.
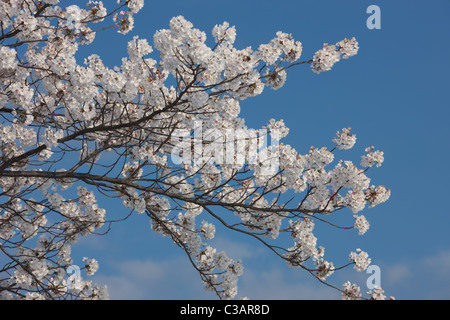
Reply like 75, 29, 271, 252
69, 0, 450, 299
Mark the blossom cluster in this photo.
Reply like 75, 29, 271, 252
0, 0, 389, 301
349, 249, 371, 272
342, 281, 394, 300
311, 37, 359, 74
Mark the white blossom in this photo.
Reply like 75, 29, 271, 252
333, 127, 356, 150
311, 38, 359, 74
349, 249, 371, 272
200, 221, 216, 240
83, 257, 99, 276
0, 2, 388, 301
0, 46, 17, 70
354, 215, 370, 235
341, 281, 362, 300
212, 22, 236, 45
42, 128, 64, 148
361, 147, 385, 168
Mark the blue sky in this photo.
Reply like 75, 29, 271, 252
69, 0, 450, 299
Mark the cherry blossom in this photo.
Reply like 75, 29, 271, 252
0, 0, 391, 301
